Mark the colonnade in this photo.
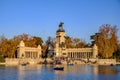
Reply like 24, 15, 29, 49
25, 51, 39, 58
68, 52, 93, 59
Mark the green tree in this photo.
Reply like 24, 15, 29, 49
0, 54, 5, 62
114, 43, 120, 61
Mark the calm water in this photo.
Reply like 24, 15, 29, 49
0, 64, 120, 80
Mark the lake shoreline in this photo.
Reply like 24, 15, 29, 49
1, 62, 120, 66
0, 63, 5, 65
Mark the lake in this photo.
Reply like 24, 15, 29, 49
0, 64, 120, 80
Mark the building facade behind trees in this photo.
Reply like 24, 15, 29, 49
17, 41, 42, 59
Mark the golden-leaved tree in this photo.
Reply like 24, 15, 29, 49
73, 38, 86, 48
0, 34, 43, 58
91, 24, 118, 58
65, 36, 73, 48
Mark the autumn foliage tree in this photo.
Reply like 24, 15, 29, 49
65, 36, 86, 48
0, 34, 43, 58
73, 38, 86, 48
91, 24, 118, 58
65, 36, 73, 48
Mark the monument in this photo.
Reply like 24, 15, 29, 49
55, 22, 98, 59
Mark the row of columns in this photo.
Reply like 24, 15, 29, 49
68, 52, 93, 59
25, 51, 39, 58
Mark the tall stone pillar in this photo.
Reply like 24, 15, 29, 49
37, 45, 42, 58
17, 40, 25, 58
93, 44, 98, 58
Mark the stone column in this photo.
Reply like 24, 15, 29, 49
37, 45, 41, 58
18, 40, 25, 58
93, 44, 98, 58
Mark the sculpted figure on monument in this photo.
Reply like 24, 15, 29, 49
59, 22, 64, 27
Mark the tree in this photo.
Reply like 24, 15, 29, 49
65, 36, 86, 48
0, 34, 43, 58
73, 38, 86, 48
113, 42, 120, 61
33, 36, 43, 46
91, 24, 118, 58
73, 38, 80, 47
42, 44, 48, 58
41, 37, 53, 58
65, 36, 73, 48
0, 38, 15, 58
0, 35, 8, 57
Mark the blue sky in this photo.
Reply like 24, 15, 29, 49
0, 0, 120, 43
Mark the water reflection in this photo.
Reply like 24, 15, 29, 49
0, 64, 120, 80
18, 65, 42, 80
98, 65, 118, 75
0, 65, 19, 80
